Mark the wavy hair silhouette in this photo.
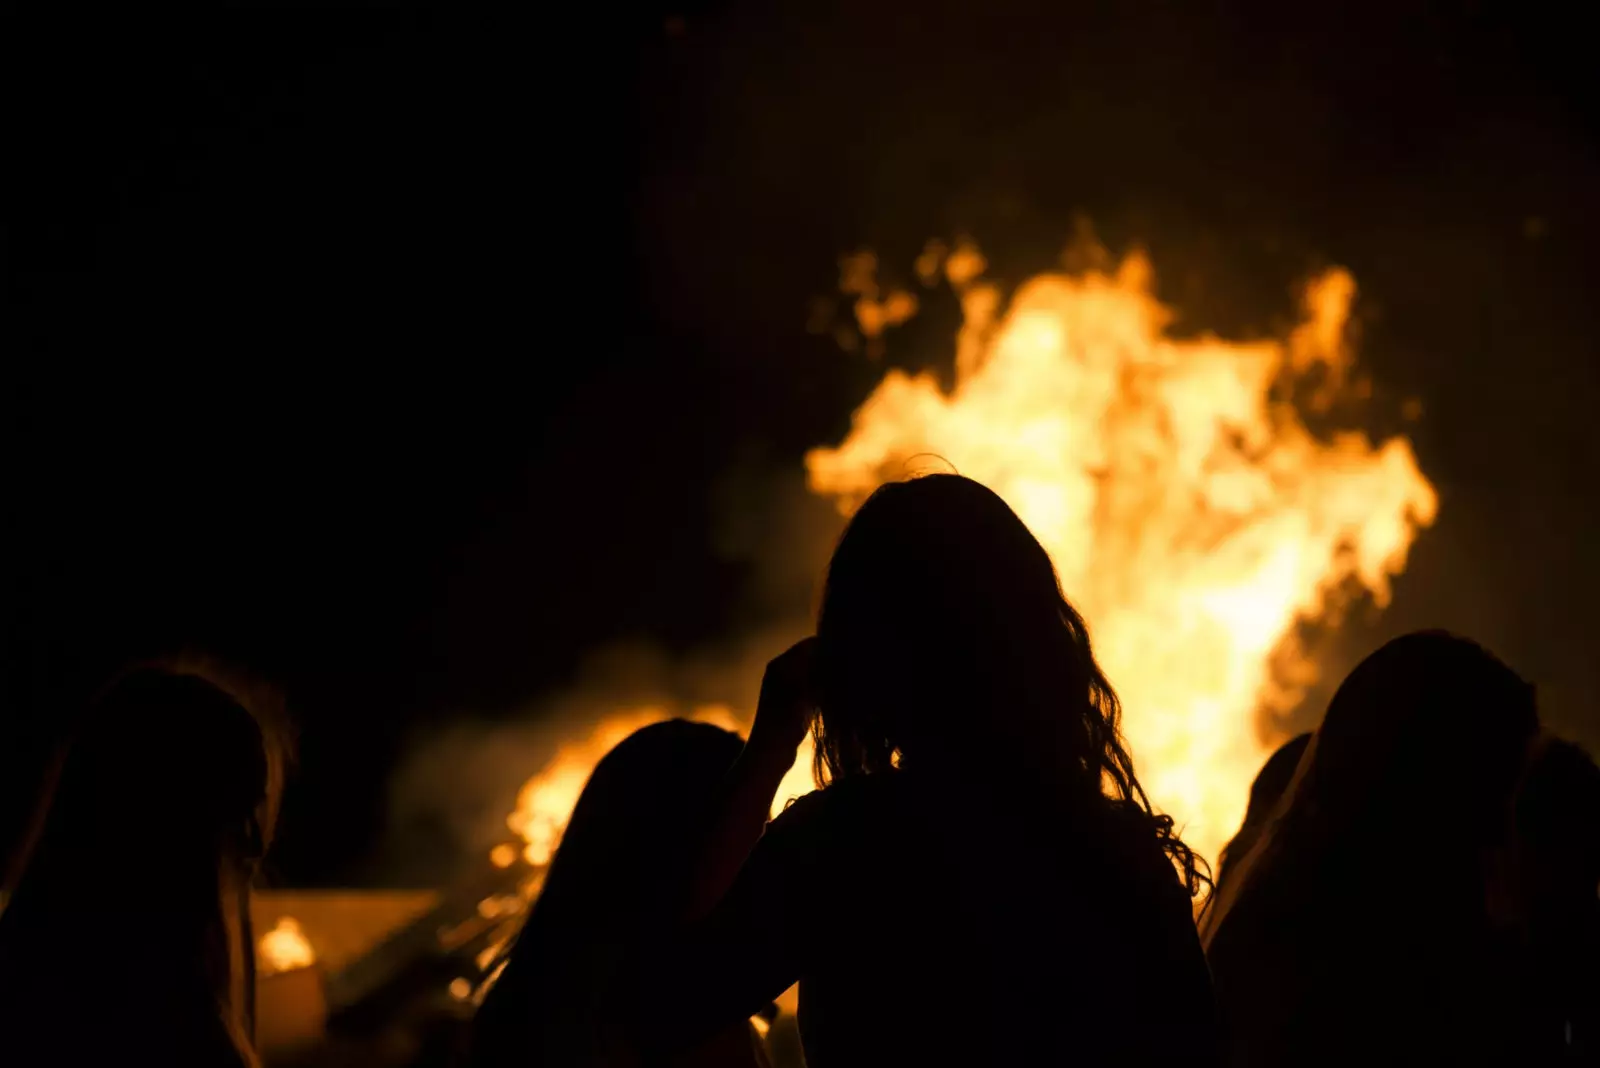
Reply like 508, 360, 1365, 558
812, 473, 1204, 893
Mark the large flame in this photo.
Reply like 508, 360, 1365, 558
258, 916, 316, 976
805, 240, 1438, 867
504, 240, 1436, 881
506, 707, 816, 866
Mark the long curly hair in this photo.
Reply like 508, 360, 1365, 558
811, 474, 1205, 895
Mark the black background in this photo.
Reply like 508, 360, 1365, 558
7, 3, 1598, 886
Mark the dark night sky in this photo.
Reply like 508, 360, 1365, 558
7, 4, 1599, 886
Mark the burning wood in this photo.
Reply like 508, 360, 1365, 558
321, 861, 529, 1031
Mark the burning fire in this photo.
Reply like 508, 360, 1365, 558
258, 916, 316, 976
505, 706, 816, 867
502, 238, 1435, 883
805, 239, 1437, 867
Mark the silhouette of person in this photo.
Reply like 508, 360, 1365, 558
1496, 736, 1600, 1063
467, 719, 773, 1068
620, 474, 1221, 1067
0, 664, 287, 1068
1213, 733, 1312, 894
1203, 632, 1540, 1066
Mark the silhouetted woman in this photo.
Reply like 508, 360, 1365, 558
468, 719, 772, 1068
1202, 632, 1540, 1066
623, 474, 1220, 1066
0, 664, 287, 1067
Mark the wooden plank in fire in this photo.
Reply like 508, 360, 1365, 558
322, 858, 530, 1022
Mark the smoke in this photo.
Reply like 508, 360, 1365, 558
381, 466, 843, 883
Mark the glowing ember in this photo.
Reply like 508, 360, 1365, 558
805, 239, 1437, 869
476, 938, 511, 973
477, 894, 523, 920
257, 916, 315, 976
478, 958, 510, 1004
488, 843, 518, 869
504, 705, 807, 867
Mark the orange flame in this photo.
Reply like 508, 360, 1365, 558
805, 240, 1437, 868
257, 916, 316, 976
504, 706, 813, 867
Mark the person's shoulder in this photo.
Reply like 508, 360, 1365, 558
766, 772, 903, 836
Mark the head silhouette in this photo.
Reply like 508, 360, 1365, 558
1217, 633, 1537, 921
530, 719, 747, 936
472, 720, 749, 1067
1306, 632, 1536, 874
0, 664, 286, 1065
814, 473, 1200, 890
1203, 633, 1541, 1064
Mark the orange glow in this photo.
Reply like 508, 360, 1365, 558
507, 710, 668, 866
488, 843, 518, 869
770, 734, 817, 817
257, 916, 316, 976
805, 240, 1437, 870
477, 894, 523, 920
476, 938, 511, 973
503, 706, 810, 867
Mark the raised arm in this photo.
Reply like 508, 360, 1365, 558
682, 638, 816, 920
616, 639, 823, 1053
625, 801, 826, 1053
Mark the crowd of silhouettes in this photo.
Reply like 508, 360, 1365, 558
3, 473, 1597, 1066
